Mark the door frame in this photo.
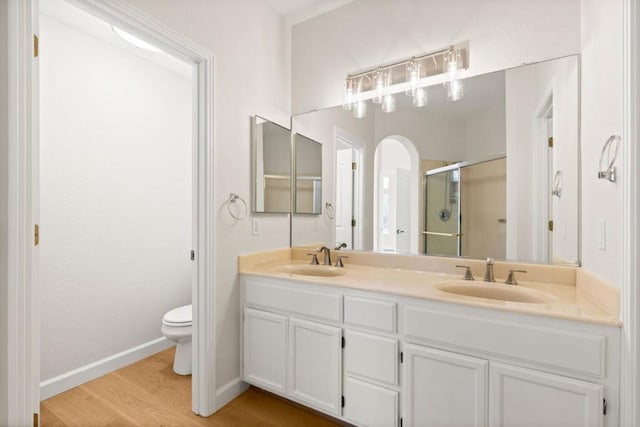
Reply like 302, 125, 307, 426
621, 0, 639, 425
6, 0, 217, 422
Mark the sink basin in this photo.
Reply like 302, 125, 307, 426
278, 265, 346, 277
436, 281, 557, 304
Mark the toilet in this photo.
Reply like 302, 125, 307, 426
161, 304, 192, 375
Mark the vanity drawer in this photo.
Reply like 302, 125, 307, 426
344, 330, 399, 386
404, 306, 606, 378
344, 296, 396, 333
244, 278, 342, 323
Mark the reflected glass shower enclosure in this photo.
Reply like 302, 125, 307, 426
423, 155, 506, 258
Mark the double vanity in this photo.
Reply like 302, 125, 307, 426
239, 248, 620, 427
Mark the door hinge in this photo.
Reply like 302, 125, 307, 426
341, 336, 345, 348
341, 395, 345, 408
34, 224, 39, 246
603, 398, 607, 415
351, 219, 356, 228
33, 413, 38, 427
33, 35, 39, 58
400, 351, 403, 363
548, 137, 553, 147
352, 162, 357, 170
548, 220, 554, 232
190, 250, 195, 261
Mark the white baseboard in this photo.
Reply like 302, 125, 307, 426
216, 377, 249, 410
40, 337, 174, 400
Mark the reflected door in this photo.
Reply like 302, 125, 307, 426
424, 170, 460, 256
336, 148, 354, 249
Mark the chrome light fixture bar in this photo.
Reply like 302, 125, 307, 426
342, 45, 467, 117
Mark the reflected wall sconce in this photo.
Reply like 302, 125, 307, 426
597, 135, 621, 183
342, 45, 468, 118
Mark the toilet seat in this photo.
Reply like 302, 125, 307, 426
162, 304, 192, 327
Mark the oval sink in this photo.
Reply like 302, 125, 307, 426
278, 265, 346, 277
436, 281, 557, 304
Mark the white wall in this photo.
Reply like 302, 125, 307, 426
124, 0, 292, 391
0, 0, 9, 421
39, 14, 193, 380
580, 0, 624, 286
292, 0, 581, 113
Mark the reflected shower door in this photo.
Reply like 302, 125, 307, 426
423, 169, 460, 256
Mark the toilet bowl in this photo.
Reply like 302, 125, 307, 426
161, 304, 192, 375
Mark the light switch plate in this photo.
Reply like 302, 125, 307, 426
252, 217, 260, 236
313, 217, 319, 231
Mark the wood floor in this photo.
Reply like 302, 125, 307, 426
41, 347, 341, 426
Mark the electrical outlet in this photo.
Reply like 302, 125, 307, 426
313, 218, 319, 231
597, 220, 606, 251
252, 218, 260, 236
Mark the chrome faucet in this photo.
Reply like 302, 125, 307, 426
484, 257, 495, 282
335, 242, 347, 250
317, 246, 332, 266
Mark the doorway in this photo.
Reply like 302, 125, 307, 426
373, 137, 419, 253
39, 0, 194, 402
7, 0, 216, 421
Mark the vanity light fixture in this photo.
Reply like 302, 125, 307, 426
342, 44, 467, 118
112, 26, 163, 53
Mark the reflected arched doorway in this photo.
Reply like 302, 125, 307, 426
373, 136, 420, 253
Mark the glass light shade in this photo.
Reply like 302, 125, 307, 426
447, 78, 464, 101
353, 100, 367, 118
343, 78, 355, 110
373, 69, 385, 104
405, 59, 421, 96
382, 94, 396, 113
413, 87, 427, 107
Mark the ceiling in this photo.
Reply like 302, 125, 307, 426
264, 0, 356, 25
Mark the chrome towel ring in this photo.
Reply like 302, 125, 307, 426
226, 193, 248, 220
597, 135, 621, 183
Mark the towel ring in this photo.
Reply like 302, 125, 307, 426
597, 135, 621, 182
325, 202, 336, 220
551, 170, 562, 198
226, 193, 248, 220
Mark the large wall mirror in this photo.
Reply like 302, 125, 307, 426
291, 55, 580, 265
252, 116, 291, 213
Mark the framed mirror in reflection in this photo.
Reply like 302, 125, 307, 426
291, 55, 580, 265
251, 116, 291, 214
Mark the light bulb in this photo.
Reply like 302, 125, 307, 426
382, 94, 396, 113
373, 68, 385, 104
413, 87, 427, 107
444, 46, 458, 76
343, 78, 355, 110
353, 100, 367, 118
405, 58, 421, 96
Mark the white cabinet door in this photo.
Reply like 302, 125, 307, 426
489, 362, 603, 427
344, 376, 398, 427
288, 317, 342, 416
243, 308, 287, 394
404, 344, 488, 427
